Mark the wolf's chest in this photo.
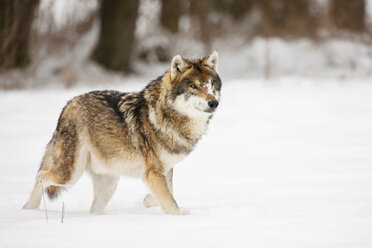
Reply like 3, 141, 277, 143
159, 150, 187, 173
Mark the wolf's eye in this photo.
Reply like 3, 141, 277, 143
190, 84, 197, 89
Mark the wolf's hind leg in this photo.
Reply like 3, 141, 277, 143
90, 173, 119, 214
143, 168, 173, 208
23, 170, 60, 209
23, 179, 43, 209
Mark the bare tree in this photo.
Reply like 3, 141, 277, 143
258, 0, 318, 38
161, 0, 182, 33
229, 0, 255, 20
92, 0, 140, 73
190, 0, 214, 53
329, 0, 365, 32
0, 0, 40, 70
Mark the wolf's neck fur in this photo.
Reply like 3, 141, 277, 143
144, 72, 210, 153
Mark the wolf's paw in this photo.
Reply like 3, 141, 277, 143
23, 201, 38, 210
90, 209, 104, 215
180, 208, 190, 215
163, 208, 182, 215
90, 206, 105, 215
143, 194, 159, 208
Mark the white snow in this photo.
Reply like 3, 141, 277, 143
217, 38, 372, 80
0, 77, 372, 247
1, 1, 372, 246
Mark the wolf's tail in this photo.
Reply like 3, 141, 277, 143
45, 185, 62, 200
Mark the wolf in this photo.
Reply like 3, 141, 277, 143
23, 51, 221, 215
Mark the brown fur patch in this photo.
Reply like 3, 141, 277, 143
45, 186, 61, 200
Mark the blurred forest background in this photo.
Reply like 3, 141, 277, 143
0, 0, 371, 89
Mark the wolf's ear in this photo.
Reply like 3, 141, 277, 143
170, 55, 188, 81
202, 51, 219, 72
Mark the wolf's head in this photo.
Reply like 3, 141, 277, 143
167, 51, 222, 118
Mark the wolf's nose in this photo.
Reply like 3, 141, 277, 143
208, 100, 219, 109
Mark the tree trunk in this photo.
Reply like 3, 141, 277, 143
0, 0, 39, 70
160, 0, 181, 33
92, 0, 140, 73
230, 0, 254, 20
329, 0, 365, 32
190, 0, 213, 54
259, 0, 317, 38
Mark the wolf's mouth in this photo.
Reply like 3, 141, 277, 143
195, 106, 211, 113
197, 107, 215, 114
204, 109, 215, 113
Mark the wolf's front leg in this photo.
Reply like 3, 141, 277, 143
143, 168, 173, 208
145, 169, 181, 215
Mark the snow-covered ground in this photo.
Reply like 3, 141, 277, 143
0, 77, 372, 247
